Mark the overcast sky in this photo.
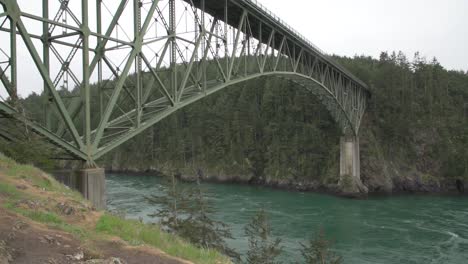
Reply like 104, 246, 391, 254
257, 0, 468, 71
1, 0, 467, 99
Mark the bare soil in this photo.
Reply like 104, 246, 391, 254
0, 206, 188, 264
0, 168, 192, 264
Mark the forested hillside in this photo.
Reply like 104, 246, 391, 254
102, 75, 342, 188
102, 52, 468, 193
2, 52, 467, 193
338, 52, 468, 192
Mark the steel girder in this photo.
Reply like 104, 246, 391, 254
0, 0, 370, 165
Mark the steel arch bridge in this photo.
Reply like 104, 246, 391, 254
0, 0, 370, 166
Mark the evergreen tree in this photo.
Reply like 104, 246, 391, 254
147, 175, 190, 233
180, 180, 239, 259
5, 51, 468, 194
147, 176, 239, 259
300, 229, 342, 264
244, 209, 282, 264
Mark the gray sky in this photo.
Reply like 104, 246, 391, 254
258, 0, 468, 71
1, 0, 467, 99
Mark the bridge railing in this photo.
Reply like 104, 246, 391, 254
244, 0, 326, 55
242, 0, 370, 90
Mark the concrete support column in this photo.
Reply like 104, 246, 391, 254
77, 168, 106, 210
340, 135, 360, 179
339, 135, 367, 196
53, 168, 106, 209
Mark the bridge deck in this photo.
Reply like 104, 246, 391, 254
186, 0, 370, 93
0, 0, 371, 164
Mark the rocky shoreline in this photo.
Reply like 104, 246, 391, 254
101, 115, 468, 198
105, 167, 467, 197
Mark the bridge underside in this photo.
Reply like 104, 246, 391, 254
0, 0, 370, 193
83, 70, 366, 161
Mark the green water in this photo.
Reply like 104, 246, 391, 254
106, 173, 468, 263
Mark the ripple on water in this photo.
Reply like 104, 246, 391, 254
106, 174, 468, 264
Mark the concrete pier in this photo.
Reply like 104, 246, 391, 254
339, 135, 367, 196
53, 168, 106, 210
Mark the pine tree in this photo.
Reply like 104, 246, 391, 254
300, 229, 342, 264
147, 176, 239, 260
147, 174, 190, 233
245, 209, 282, 264
180, 180, 239, 260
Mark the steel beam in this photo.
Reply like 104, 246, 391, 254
0, 0, 370, 164
92, 0, 160, 151
0, 103, 87, 160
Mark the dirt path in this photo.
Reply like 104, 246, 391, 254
0, 206, 188, 264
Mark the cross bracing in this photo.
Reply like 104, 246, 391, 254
0, 0, 370, 165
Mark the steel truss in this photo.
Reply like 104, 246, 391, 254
0, 0, 370, 165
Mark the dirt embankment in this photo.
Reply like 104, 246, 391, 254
0, 206, 187, 264
0, 157, 207, 264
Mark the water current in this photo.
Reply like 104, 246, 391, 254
106, 173, 468, 263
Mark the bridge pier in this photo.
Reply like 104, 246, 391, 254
53, 168, 106, 210
77, 168, 106, 210
339, 135, 368, 197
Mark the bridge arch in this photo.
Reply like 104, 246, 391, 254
0, 0, 370, 206
94, 69, 369, 196
94, 70, 363, 160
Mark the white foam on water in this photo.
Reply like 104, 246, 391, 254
446, 231, 459, 238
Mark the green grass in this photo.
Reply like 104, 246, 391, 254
0, 152, 16, 168
7, 164, 55, 191
0, 182, 21, 198
0, 153, 83, 201
25, 210, 63, 224
0, 154, 88, 239
22, 210, 87, 237
0, 153, 230, 263
96, 214, 231, 264
3, 200, 88, 239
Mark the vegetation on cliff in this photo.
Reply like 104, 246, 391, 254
0, 51, 467, 193
244, 209, 283, 264
147, 175, 239, 259
102, 52, 468, 193
0, 152, 231, 264
338, 52, 468, 192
